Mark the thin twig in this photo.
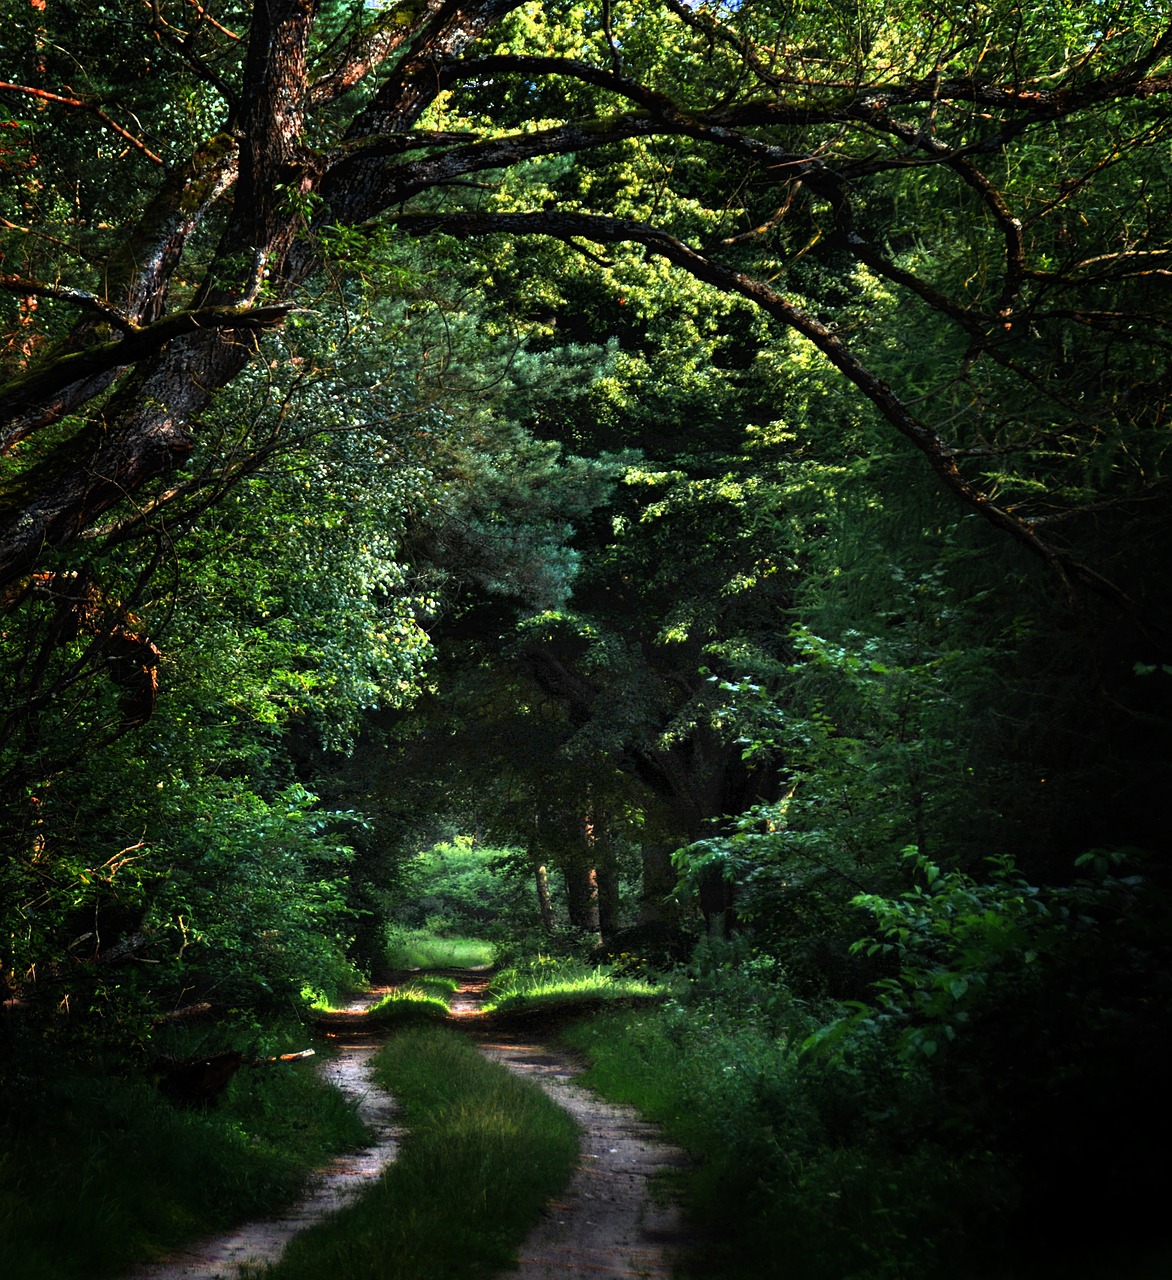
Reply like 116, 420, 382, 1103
0, 81, 164, 165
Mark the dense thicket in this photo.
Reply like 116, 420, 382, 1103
3, 2, 1171, 1273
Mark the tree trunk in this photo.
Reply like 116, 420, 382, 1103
564, 862, 601, 939
640, 842, 677, 923
596, 855, 621, 939
698, 865, 737, 939
533, 861, 556, 933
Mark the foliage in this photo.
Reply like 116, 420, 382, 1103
570, 835, 1172, 1272
261, 1026, 579, 1280
0, 1040, 366, 1280
389, 836, 532, 937
383, 928, 497, 971
803, 850, 1172, 1236
564, 991, 1011, 1280
3, 5, 1172, 1273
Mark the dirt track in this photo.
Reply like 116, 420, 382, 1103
123, 989, 401, 1280
122, 975, 693, 1279
457, 972, 694, 1279
479, 1036, 692, 1279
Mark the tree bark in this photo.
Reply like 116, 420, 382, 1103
596, 858, 621, 940
639, 842, 677, 924
564, 862, 601, 939
533, 860, 556, 934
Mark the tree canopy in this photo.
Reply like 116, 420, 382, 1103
3, 4, 1172, 1272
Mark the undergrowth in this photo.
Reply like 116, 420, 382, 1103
435, 848, 1171, 1276
259, 1025, 579, 1280
562, 999, 1012, 1280
0, 1037, 367, 1280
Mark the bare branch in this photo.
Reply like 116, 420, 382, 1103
0, 81, 164, 166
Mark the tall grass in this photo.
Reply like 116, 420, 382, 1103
483, 955, 660, 1015
0, 1044, 367, 1280
384, 927, 495, 970
562, 1003, 1013, 1280
260, 1027, 579, 1280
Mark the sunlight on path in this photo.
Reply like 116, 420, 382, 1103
121, 974, 692, 1280
122, 993, 402, 1280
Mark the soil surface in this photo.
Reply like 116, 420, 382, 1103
479, 1036, 693, 1279
123, 987, 402, 1280
123, 973, 694, 1280
460, 972, 696, 1279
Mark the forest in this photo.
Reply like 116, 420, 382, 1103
2, 1, 1171, 1277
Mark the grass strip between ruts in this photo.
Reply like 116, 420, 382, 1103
257, 1025, 580, 1280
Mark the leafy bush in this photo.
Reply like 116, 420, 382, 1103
565, 988, 1011, 1280
578, 849, 1172, 1276
808, 849, 1172, 1238
390, 837, 529, 937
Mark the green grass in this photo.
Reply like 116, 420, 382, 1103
363, 983, 452, 1027
384, 927, 495, 970
407, 973, 460, 998
0, 1042, 368, 1280
259, 1026, 580, 1280
562, 1005, 1011, 1280
482, 955, 661, 1016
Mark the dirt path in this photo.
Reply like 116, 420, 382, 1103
124, 973, 693, 1280
479, 1035, 693, 1280
123, 990, 402, 1280
456, 974, 694, 1280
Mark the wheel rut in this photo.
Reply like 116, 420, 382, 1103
460, 975, 694, 1280
123, 972, 692, 1280
122, 988, 402, 1280
478, 1034, 692, 1279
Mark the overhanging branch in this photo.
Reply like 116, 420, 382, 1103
0, 305, 293, 452
0, 81, 164, 165
392, 208, 1133, 610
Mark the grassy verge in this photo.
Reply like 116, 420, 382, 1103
384, 928, 495, 970
562, 1004, 1172, 1280
259, 1026, 579, 1280
562, 1004, 1012, 1280
0, 1038, 367, 1280
482, 956, 661, 1017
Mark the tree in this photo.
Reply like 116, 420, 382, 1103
4, 2, 1170, 601
3, 0, 1172, 1013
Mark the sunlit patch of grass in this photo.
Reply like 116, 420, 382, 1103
409, 973, 460, 999
384, 927, 496, 970
259, 1026, 579, 1280
0, 1040, 367, 1279
482, 955, 661, 1015
311, 975, 461, 1023
364, 984, 451, 1027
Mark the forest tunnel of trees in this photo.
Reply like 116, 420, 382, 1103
3, 1, 1172, 1276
